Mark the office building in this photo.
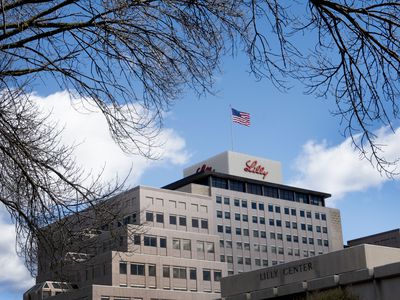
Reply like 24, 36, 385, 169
24, 151, 343, 300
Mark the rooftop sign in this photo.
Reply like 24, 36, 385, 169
184, 151, 283, 184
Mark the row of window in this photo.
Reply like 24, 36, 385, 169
211, 178, 323, 206
146, 212, 209, 229
119, 262, 221, 282
217, 224, 328, 237
216, 196, 327, 219
133, 235, 215, 252
219, 237, 329, 251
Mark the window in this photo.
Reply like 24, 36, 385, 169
212, 177, 228, 189
190, 268, 197, 280
309, 238, 314, 245
293, 235, 299, 243
315, 212, 320, 219
242, 215, 248, 222
287, 235, 292, 242
173, 239, 180, 250
292, 222, 298, 229
237, 257, 243, 264
192, 218, 199, 228
220, 255, 225, 262
236, 228, 242, 235
271, 246, 277, 254
206, 242, 215, 253
301, 223, 306, 230
269, 219, 274, 226
214, 270, 222, 281
201, 219, 209, 229
265, 186, 278, 198
224, 197, 230, 205
230, 179, 245, 192
270, 232, 276, 239
284, 207, 289, 215
226, 241, 232, 248
300, 210, 305, 217
156, 213, 164, 223
275, 206, 281, 213
224, 212, 231, 219
288, 248, 293, 255
173, 267, 187, 279
306, 211, 312, 218
285, 221, 291, 228
268, 204, 273, 212
321, 213, 327, 220
179, 216, 187, 226
294, 249, 300, 256
203, 270, 211, 281
316, 226, 321, 233
119, 262, 127, 274
144, 236, 157, 247
308, 224, 313, 231
160, 237, 167, 248
262, 259, 268, 266
251, 202, 257, 209
303, 250, 309, 257
252, 216, 258, 223
296, 193, 308, 203
148, 265, 156, 276
317, 239, 322, 246
234, 199, 240, 206
261, 245, 267, 252
260, 231, 266, 238
253, 230, 259, 238
183, 239, 191, 251
277, 233, 283, 240
259, 203, 264, 210
225, 226, 231, 234
260, 217, 265, 224
131, 264, 145, 276
324, 240, 329, 247
291, 209, 296, 216
243, 229, 249, 236
245, 257, 251, 265
227, 256, 233, 263
302, 237, 307, 244
170, 215, 177, 225
219, 240, 224, 247
323, 227, 328, 234
217, 225, 223, 233
278, 247, 284, 254
276, 220, 282, 227
280, 189, 294, 201
216, 211, 222, 218
254, 243, 260, 251
241, 200, 248, 208
163, 266, 170, 277
216, 196, 222, 204
197, 241, 204, 252
236, 242, 243, 250
248, 183, 262, 195
133, 235, 141, 245
235, 213, 240, 221
146, 212, 153, 222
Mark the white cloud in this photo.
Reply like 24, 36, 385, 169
0, 90, 190, 295
32, 91, 190, 186
0, 211, 34, 293
290, 127, 400, 205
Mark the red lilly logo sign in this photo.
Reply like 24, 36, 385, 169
244, 160, 268, 179
196, 164, 215, 173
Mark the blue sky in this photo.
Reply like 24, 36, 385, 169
2, 49, 400, 300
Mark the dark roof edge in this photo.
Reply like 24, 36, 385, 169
162, 171, 331, 199
348, 228, 400, 243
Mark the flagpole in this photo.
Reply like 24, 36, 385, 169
229, 105, 234, 151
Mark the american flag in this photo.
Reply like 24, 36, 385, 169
231, 108, 250, 126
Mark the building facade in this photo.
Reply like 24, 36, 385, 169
24, 151, 343, 300
348, 228, 400, 248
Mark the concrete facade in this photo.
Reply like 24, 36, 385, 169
24, 151, 343, 300
221, 244, 400, 300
